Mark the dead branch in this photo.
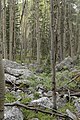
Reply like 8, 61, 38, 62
4, 102, 73, 119
71, 92, 80, 97
59, 74, 80, 90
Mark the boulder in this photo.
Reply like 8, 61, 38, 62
5, 67, 23, 77
5, 73, 16, 84
56, 56, 73, 71
3, 59, 25, 69
16, 79, 30, 87
30, 97, 53, 108
5, 67, 33, 79
3, 59, 34, 80
4, 106, 23, 120
18, 69, 33, 79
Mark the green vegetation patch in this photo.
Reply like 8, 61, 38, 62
22, 109, 56, 120
59, 102, 77, 113
5, 93, 17, 103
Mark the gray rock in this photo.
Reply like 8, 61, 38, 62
3, 59, 24, 69
16, 79, 30, 86
36, 84, 44, 93
4, 106, 23, 120
30, 97, 53, 108
5, 73, 16, 84
75, 101, 80, 113
28, 94, 34, 99
46, 91, 52, 97
19, 69, 33, 79
57, 94, 69, 108
56, 56, 73, 71
57, 97, 67, 108
5, 67, 33, 79
3, 59, 34, 79
5, 67, 23, 77
31, 118, 39, 120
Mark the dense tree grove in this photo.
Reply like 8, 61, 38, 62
1, 0, 80, 63
0, 0, 80, 119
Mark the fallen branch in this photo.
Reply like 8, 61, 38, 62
59, 74, 80, 90
71, 92, 80, 97
4, 102, 73, 119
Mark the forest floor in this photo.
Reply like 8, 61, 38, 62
4, 57, 80, 120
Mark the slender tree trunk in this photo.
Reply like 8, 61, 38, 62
9, 0, 14, 60
57, 0, 64, 62
63, 0, 66, 59
23, 0, 28, 62
77, 24, 80, 57
75, 14, 78, 55
13, 0, 16, 60
20, 0, 26, 63
3, 0, 7, 59
68, 3, 74, 58
57, 0, 61, 62
60, 0, 64, 61
0, 0, 5, 119
31, 0, 36, 60
36, 0, 40, 65
50, 0, 57, 110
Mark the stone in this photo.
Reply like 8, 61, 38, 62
5, 73, 16, 84
75, 101, 80, 113
28, 94, 34, 99
3, 59, 24, 69
30, 97, 53, 108
5, 67, 23, 77
36, 84, 44, 92
31, 118, 39, 120
56, 56, 74, 71
19, 69, 33, 79
46, 91, 52, 97
5, 67, 33, 79
3, 59, 34, 79
16, 79, 30, 87
4, 106, 23, 120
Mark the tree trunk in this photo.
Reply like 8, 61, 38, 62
36, 0, 40, 65
9, 0, 14, 60
13, 0, 16, 61
68, 3, 74, 58
0, 0, 5, 119
3, 0, 7, 59
57, 0, 61, 62
63, 0, 66, 59
77, 24, 80, 57
50, 0, 57, 110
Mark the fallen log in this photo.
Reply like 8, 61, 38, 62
4, 102, 73, 120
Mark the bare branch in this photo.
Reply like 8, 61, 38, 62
5, 102, 73, 119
